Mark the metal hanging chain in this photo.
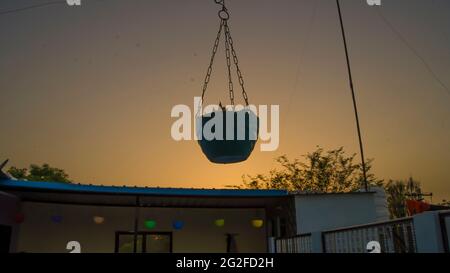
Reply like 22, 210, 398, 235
224, 21, 249, 106
224, 21, 235, 106
200, 19, 225, 105
200, 0, 249, 107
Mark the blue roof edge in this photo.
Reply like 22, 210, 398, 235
0, 179, 288, 197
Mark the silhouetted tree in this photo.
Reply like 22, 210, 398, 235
385, 180, 408, 218
234, 146, 383, 192
385, 177, 424, 218
7, 163, 71, 183
235, 148, 435, 219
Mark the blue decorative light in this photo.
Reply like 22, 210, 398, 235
172, 220, 184, 230
51, 215, 63, 223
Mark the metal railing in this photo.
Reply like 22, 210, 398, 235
322, 218, 417, 253
275, 233, 312, 253
439, 211, 450, 253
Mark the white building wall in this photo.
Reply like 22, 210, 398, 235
372, 187, 390, 222
413, 211, 445, 253
294, 188, 389, 234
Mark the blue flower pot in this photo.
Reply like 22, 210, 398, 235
197, 109, 258, 164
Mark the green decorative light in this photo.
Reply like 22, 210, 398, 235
144, 220, 156, 229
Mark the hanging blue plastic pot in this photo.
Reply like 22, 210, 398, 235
51, 215, 63, 223
172, 220, 185, 230
196, 108, 258, 164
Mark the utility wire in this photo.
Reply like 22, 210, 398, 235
431, 0, 450, 44
284, 0, 318, 133
0, 1, 66, 16
292, 0, 318, 94
375, 8, 450, 96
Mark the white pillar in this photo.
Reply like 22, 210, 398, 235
311, 232, 323, 253
267, 237, 276, 253
413, 211, 444, 253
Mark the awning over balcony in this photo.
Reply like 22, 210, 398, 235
0, 179, 288, 209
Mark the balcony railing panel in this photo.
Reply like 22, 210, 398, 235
322, 218, 416, 253
275, 233, 312, 253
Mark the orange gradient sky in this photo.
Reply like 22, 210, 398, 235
1, 0, 449, 201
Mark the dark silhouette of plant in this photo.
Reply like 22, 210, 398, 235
385, 177, 424, 219
7, 163, 71, 183
384, 180, 408, 218
234, 147, 434, 219
234, 146, 383, 192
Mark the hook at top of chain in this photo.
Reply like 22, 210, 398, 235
214, 0, 225, 6
215, 0, 229, 20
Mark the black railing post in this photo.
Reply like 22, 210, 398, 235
133, 195, 140, 253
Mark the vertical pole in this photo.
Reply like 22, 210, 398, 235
336, 0, 368, 191
133, 195, 140, 253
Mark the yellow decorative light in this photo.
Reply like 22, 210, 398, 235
93, 216, 105, 224
251, 219, 264, 228
214, 219, 225, 227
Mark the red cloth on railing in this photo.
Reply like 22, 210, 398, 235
406, 199, 430, 215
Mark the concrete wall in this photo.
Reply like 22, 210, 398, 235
16, 202, 267, 253
294, 189, 389, 234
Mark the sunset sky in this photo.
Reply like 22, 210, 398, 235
1, 0, 449, 201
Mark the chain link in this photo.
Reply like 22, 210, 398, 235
199, 1, 249, 108
200, 20, 224, 105
224, 21, 234, 106
224, 21, 249, 106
